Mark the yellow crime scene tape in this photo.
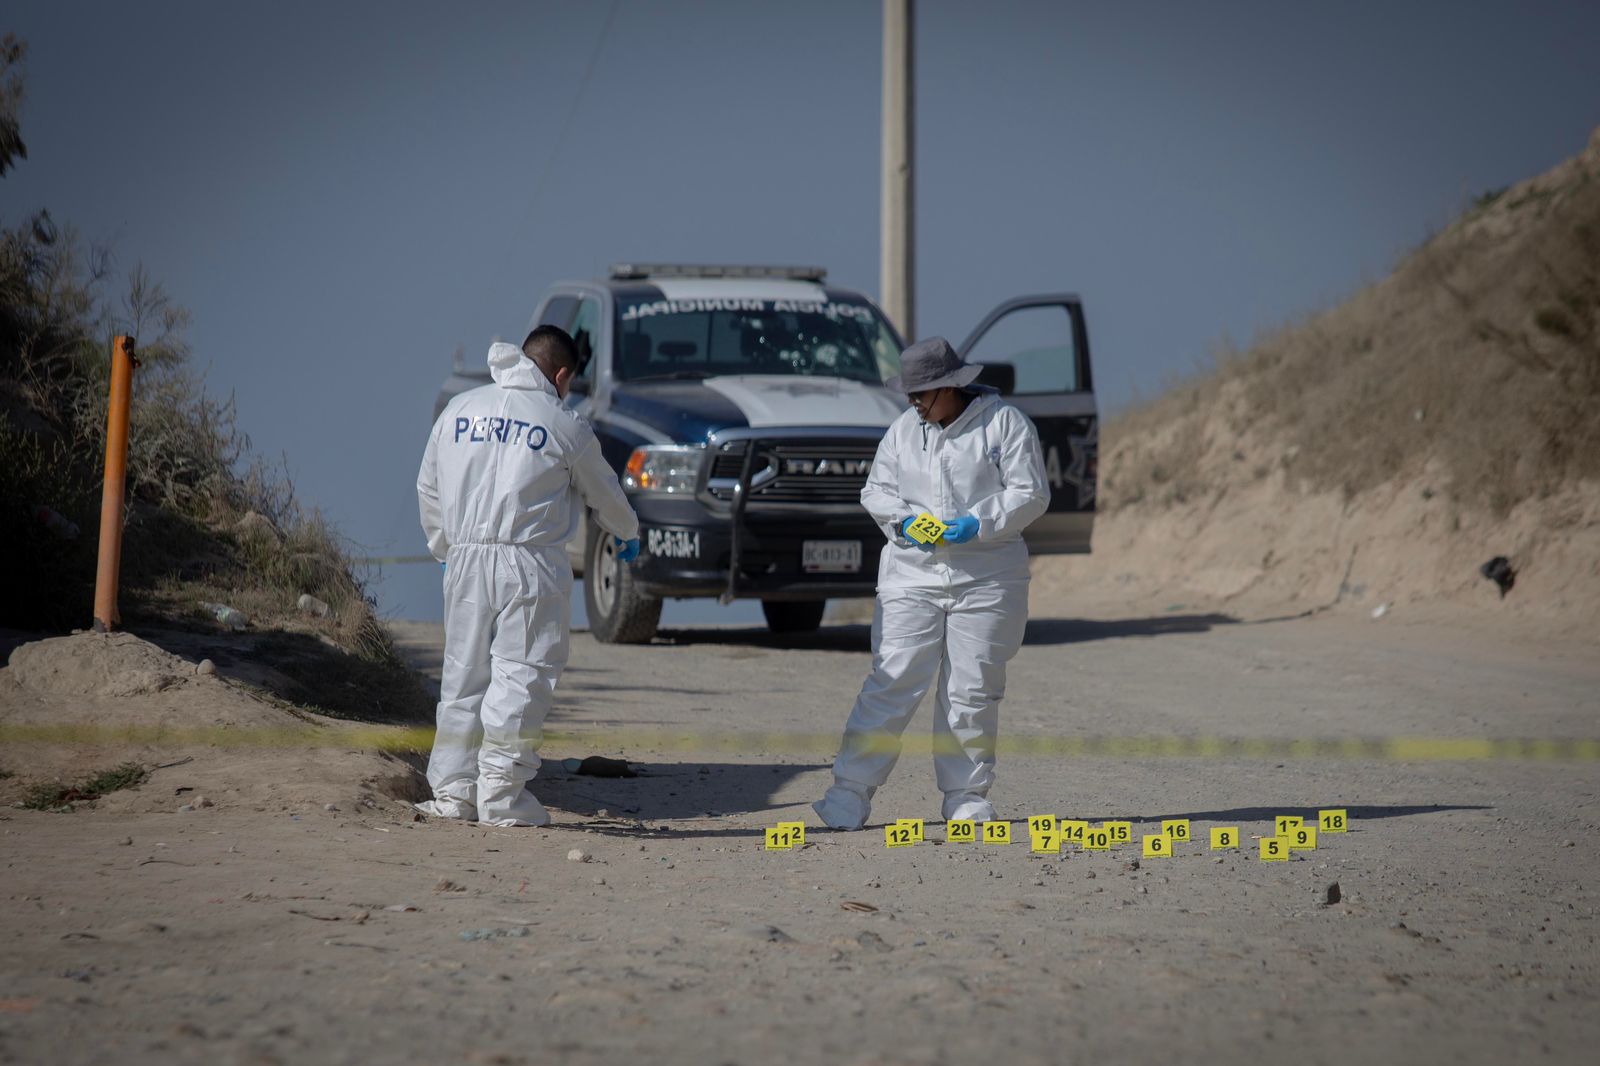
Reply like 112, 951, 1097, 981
1, 723, 1597, 762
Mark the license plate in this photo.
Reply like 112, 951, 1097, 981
802, 540, 861, 573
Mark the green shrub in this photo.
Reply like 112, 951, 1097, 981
20, 761, 148, 811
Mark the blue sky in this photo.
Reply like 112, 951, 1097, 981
6, 1, 1599, 620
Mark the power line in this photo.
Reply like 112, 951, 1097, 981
500, 0, 621, 278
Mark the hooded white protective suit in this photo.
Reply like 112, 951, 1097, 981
417, 342, 638, 826
815, 387, 1049, 828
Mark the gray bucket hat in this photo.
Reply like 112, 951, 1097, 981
883, 336, 982, 394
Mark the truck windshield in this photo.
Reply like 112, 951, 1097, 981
614, 297, 901, 384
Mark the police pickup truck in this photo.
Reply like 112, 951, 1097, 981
433, 264, 1097, 643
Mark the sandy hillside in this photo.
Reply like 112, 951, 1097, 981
0, 631, 426, 813
1034, 128, 1600, 636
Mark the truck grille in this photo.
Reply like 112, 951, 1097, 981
705, 440, 877, 506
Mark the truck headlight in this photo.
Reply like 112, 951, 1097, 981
623, 445, 703, 493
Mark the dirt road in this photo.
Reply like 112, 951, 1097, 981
2, 603, 1597, 1065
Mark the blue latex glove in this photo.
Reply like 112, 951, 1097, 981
942, 515, 980, 544
898, 516, 937, 552
614, 536, 641, 563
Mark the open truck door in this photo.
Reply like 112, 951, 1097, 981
957, 294, 1097, 554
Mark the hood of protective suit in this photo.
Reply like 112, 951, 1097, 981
417, 340, 638, 560
487, 341, 558, 396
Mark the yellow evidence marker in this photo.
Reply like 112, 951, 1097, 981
1210, 826, 1240, 850
982, 821, 1012, 845
765, 826, 797, 851
904, 512, 947, 545
1104, 821, 1133, 845
1318, 809, 1349, 833
1060, 820, 1089, 847
776, 821, 805, 846
1028, 814, 1058, 837
1030, 830, 1061, 854
1288, 825, 1318, 851
1084, 826, 1112, 851
1161, 819, 1191, 843
1275, 815, 1304, 836
897, 818, 925, 843
946, 819, 976, 843
885, 823, 916, 848
1259, 837, 1289, 862
1142, 833, 1171, 858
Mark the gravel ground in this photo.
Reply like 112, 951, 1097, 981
1, 603, 1596, 1065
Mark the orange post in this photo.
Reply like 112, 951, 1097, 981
92, 335, 137, 633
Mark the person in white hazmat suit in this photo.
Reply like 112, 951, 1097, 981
814, 337, 1050, 829
416, 326, 641, 827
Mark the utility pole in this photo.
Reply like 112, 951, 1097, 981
880, 0, 914, 341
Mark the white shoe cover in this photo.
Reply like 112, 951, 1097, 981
476, 788, 550, 828
942, 792, 995, 823
413, 798, 477, 821
813, 783, 873, 829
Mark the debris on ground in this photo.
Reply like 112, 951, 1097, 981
739, 924, 794, 943
1325, 882, 1342, 905
459, 927, 529, 941
297, 593, 332, 619
567, 849, 591, 863
288, 909, 368, 923
202, 602, 249, 630
561, 756, 638, 778
1480, 556, 1516, 598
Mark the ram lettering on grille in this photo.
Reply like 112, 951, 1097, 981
782, 458, 873, 476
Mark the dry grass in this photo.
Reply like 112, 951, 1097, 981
1, 212, 427, 722
1104, 128, 1600, 517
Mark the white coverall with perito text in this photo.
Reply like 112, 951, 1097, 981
417, 342, 638, 826
815, 387, 1049, 828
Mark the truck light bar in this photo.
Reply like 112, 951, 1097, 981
609, 263, 827, 282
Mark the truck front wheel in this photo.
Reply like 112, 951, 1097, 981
761, 600, 826, 634
584, 522, 661, 644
